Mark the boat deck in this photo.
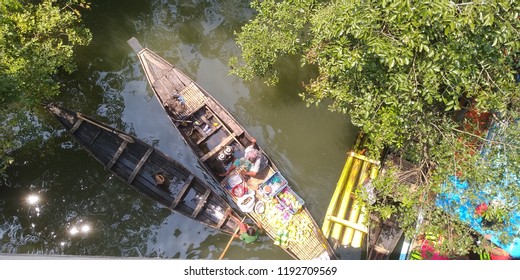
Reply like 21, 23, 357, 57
222, 169, 332, 260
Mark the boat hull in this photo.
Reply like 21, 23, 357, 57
48, 104, 242, 236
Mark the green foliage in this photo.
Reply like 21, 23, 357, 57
232, 0, 520, 256
230, 0, 318, 85
0, 0, 92, 106
0, 0, 91, 172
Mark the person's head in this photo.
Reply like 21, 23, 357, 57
247, 227, 256, 236
155, 174, 165, 185
245, 149, 259, 162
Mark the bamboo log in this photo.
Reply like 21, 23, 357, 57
326, 215, 368, 233
341, 160, 371, 246
329, 158, 363, 242
351, 152, 381, 165
322, 153, 354, 238
351, 164, 380, 248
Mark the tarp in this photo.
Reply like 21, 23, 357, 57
436, 176, 520, 258
436, 118, 520, 258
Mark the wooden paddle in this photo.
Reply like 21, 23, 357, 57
219, 216, 246, 260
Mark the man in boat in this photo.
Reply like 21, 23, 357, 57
235, 222, 260, 244
164, 94, 186, 114
154, 173, 170, 193
219, 138, 268, 179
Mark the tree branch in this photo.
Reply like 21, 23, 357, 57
451, 127, 520, 149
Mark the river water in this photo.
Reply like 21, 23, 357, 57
1, 0, 358, 259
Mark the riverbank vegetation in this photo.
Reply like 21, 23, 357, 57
230, 0, 520, 257
0, 0, 92, 173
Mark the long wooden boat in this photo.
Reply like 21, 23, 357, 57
47, 104, 243, 236
128, 37, 336, 260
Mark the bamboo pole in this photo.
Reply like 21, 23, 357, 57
351, 165, 380, 248
326, 215, 368, 233
219, 217, 246, 260
329, 158, 363, 242
341, 160, 371, 246
322, 153, 354, 237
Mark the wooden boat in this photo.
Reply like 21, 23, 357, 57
47, 104, 243, 236
128, 37, 336, 260
366, 213, 403, 260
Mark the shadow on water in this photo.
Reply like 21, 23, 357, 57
1, 0, 359, 259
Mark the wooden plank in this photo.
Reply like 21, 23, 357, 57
191, 189, 211, 218
89, 130, 101, 146
170, 175, 194, 210
188, 101, 207, 117
200, 134, 235, 162
216, 208, 232, 229
368, 223, 384, 259
205, 98, 244, 136
70, 118, 83, 134
127, 147, 153, 184
196, 125, 222, 145
373, 245, 390, 254
107, 141, 128, 169
326, 215, 368, 233
127, 37, 143, 53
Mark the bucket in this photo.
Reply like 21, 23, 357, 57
232, 184, 247, 198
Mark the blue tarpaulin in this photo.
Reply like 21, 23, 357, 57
436, 119, 520, 258
436, 176, 520, 258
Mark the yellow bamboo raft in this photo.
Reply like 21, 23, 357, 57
322, 151, 380, 248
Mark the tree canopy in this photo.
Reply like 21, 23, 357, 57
231, 0, 520, 257
0, 0, 91, 173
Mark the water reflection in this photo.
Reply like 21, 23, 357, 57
26, 194, 40, 205
68, 220, 91, 236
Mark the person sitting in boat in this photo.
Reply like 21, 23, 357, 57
235, 223, 259, 244
154, 172, 170, 193
164, 94, 186, 114
219, 138, 268, 178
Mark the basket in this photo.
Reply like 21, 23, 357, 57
259, 171, 288, 198
275, 187, 305, 214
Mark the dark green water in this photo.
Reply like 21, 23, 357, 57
1, 0, 358, 259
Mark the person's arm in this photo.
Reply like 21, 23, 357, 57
248, 137, 258, 149
240, 171, 257, 178
219, 164, 237, 177
241, 156, 261, 177
240, 170, 257, 177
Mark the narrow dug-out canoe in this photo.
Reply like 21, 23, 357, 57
48, 104, 242, 235
128, 37, 336, 260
